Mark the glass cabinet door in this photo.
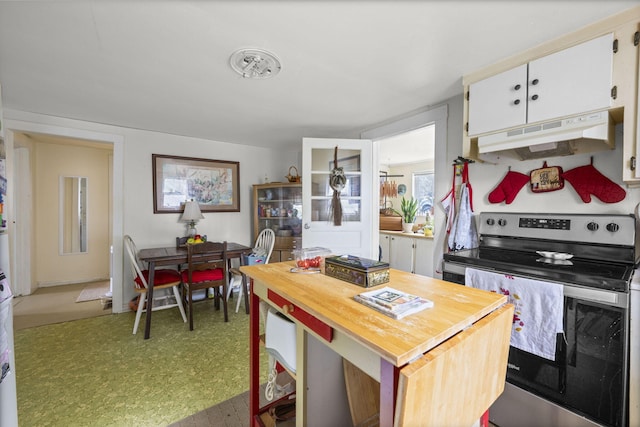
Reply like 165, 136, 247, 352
254, 183, 302, 239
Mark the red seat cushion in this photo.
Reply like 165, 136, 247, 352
181, 268, 224, 283
135, 269, 181, 289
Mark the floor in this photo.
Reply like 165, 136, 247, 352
12, 280, 111, 330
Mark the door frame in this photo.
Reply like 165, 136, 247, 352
5, 119, 125, 312
361, 104, 448, 277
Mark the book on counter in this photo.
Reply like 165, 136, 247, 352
354, 286, 433, 319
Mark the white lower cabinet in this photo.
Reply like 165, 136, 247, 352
380, 233, 434, 277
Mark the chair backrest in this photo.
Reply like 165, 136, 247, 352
176, 236, 188, 248
255, 229, 276, 264
124, 235, 148, 289
185, 241, 229, 285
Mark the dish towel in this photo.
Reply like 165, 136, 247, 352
465, 268, 563, 361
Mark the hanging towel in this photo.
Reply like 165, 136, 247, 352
465, 268, 563, 361
448, 163, 478, 251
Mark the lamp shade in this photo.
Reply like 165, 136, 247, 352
180, 200, 204, 222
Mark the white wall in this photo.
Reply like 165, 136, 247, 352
5, 109, 299, 312
34, 141, 111, 286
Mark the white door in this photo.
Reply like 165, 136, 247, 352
302, 138, 375, 259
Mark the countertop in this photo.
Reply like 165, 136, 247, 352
379, 230, 434, 239
240, 261, 506, 366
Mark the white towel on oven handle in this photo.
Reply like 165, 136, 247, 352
465, 268, 563, 361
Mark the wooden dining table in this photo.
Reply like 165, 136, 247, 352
137, 242, 253, 339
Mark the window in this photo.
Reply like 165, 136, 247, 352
413, 171, 434, 216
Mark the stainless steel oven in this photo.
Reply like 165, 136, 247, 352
443, 212, 638, 427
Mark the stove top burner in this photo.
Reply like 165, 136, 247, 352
444, 247, 634, 292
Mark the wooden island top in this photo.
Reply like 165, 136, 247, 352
241, 261, 507, 367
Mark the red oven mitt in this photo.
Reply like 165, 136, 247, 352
488, 170, 529, 204
561, 162, 625, 203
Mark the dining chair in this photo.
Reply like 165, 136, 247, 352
123, 235, 187, 335
227, 228, 275, 313
182, 241, 229, 330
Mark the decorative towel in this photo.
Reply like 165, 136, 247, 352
465, 268, 563, 361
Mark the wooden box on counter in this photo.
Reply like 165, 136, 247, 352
379, 215, 402, 231
325, 255, 390, 288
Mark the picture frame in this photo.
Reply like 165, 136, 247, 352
153, 154, 240, 213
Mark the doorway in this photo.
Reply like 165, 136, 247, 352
362, 104, 448, 277
12, 131, 113, 322
5, 120, 125, 315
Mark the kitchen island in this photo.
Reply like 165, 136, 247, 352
240, 261, 513, 427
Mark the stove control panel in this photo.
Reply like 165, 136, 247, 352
479, 212, 636, 246
519, 217, 571, 230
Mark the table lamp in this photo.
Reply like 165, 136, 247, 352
180, 199, 204, 237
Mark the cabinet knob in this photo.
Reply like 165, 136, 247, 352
531, 94, 539, 101
514, 99, 521, 105
514, 84, 521, 91
282, 304, 295, 314
531, 78, 539, 85
304, 223, 310, 229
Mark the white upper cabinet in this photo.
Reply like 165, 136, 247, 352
468, 64, 528, 136
527, 33, 613, 124
468, 33, 614, 137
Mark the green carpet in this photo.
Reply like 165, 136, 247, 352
14, 302, 268, 427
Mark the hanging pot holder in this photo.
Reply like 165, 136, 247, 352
530, 161, 564, 193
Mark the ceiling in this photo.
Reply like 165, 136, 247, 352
0, 1, 637, 154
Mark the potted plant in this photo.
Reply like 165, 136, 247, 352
394, 196, 418, 233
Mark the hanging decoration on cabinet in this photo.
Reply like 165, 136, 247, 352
448, 161, 478, 252
329, 146, 346, 226
561, 157, 626, 203
488, 168, 530, 204
530, 161, 564, 193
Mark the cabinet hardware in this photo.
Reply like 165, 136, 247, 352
466, 91, 470, 101
465, 122, 469, 133
613, 39, 618, 53
631, 156, 636, 171
283, 304, 295, 314
531, 94, 539, 101
514, 99, 521, 105
531, 78, 539, 85
611, 86, 617, 100
634, 31, 639, 47
514, 84, 521, 91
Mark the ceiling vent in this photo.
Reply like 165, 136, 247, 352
229, 48, 281, 79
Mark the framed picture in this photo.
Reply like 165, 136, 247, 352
153, 154, 240, 213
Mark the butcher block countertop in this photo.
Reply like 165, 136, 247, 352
241, 261, 507, 367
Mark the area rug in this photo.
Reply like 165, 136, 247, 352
75, 281, 110, 302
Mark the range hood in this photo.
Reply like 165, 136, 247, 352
476, 110, 614, 163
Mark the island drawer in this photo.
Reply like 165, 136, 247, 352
267, 289, 333, 343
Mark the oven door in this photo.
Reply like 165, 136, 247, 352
508, 287, 628, 427
443, 262, 629, 427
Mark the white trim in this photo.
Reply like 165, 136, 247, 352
360, 105, 448, 277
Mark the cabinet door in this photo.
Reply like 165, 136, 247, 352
528, 33, 613, 124
468, 64, 528, 136
413, 238, 434, 277
389, 236, 414, 273
379, 234, 390, 263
